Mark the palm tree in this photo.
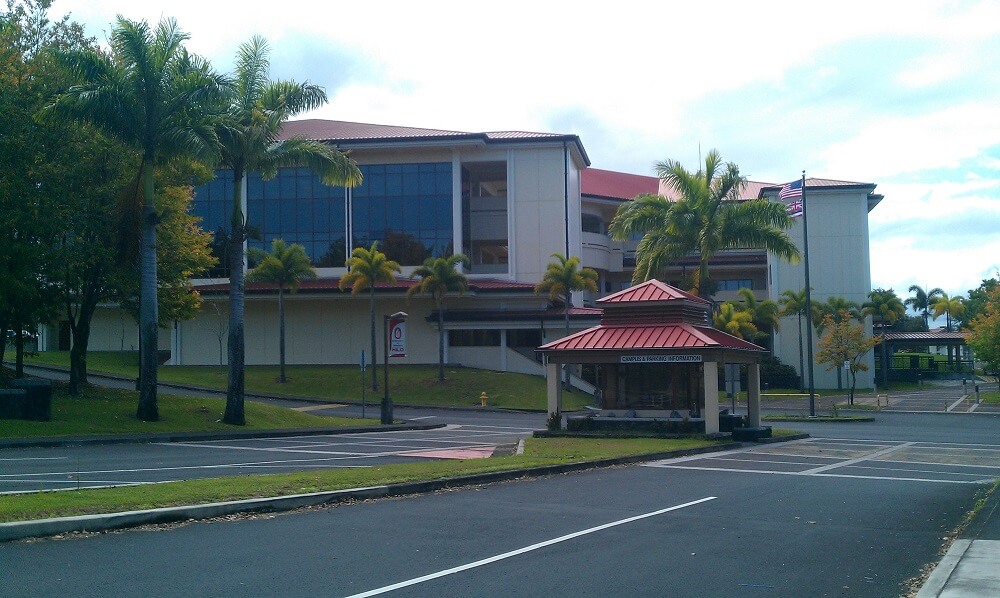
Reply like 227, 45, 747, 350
905, 285, 943, 329
814, 296, 861, 335
932, 292, 966, 369
713, 302, 758, 341
217, 36, 361, 424
931, 292, 965, 332
407, 254, 469, 382
779, 288, 810, 391
535, 253, 599, 390
864, 288, 906, 388
45, 17, 227, 421
736, 288, 781, 344
608, 150, 799, 297
340, 242, 401, 391
247, 239, 316, 384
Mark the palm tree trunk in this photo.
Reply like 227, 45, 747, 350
278, 286, 286, 383
563, 303, 571, 391
437, 302, 445, 382
136, 161, 159, 422
224, 169, 246, 425
369, 286, 378, 391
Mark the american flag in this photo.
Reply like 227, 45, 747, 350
779, 179, 803, 200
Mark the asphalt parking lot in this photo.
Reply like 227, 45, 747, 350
646, 437, 1000, 485
0, 424, 534, 494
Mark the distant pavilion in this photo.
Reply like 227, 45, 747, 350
537, 280, 767, 433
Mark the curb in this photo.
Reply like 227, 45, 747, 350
0, 442, 743, 543
0, 423, 446, 450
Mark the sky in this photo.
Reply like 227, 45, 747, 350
47, 0, 1000, 306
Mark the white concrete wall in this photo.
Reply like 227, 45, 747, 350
85, 308, 170, 352
177, 294, 444, 366
509, 145, 583, 285
770, 188, 876, 389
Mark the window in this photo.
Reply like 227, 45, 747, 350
448, 329, 501, 347
718, 279, 753, 291
508, 329, 542, 348
462, 161, 508, 274
582, 214, 604, 234
352, 163, 453, 266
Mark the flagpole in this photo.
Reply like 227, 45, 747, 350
800, 171, 817, 416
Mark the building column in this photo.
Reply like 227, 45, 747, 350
546, 360, 562, 419
704, 361, 719, 434
748, 362, 761, 427
500, 329, 508, 372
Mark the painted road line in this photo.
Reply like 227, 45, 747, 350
0, 457, 67, 461
947, 396, 968, 412
799, 442, 914, 475
652, 464, 989, 484
407, 416, 436, 420
291, 403, 346, 412
343, 496, 718, 598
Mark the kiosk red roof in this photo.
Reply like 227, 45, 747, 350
597, 280, 710, 305
537, 323, 765, 352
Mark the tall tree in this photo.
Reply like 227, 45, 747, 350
931, 292, 965, 332
713, 302, 757, 341
779, 288, 811, 391
816, 312, 880, 406
217, 35, 361, 425
931, 291, 967, 370
967, 284, 1000, 373
247, 239, 316, 384
44, 16, 227, 421
535, 253, 598, 389
863, 288, 906, 388
905, 285, 943, 329
608, 150, 799, 296
814, 296, 861, 335
407, 254, 469, 382
735, 287, 780, 346
963, 278, 998, 328
340, 242, 401, 391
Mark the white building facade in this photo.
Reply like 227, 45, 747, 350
61, 119, 881, 389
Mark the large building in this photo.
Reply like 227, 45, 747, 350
58, 119, 882, 389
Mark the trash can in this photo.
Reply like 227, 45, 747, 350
719, 413, 746, 433
0, 388, 29, 420
9, 378, 52, 421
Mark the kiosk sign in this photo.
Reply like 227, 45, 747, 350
389, 317, 406, 357
620, 355, 702, 364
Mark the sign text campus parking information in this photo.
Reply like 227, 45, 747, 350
620, 355, 703, 363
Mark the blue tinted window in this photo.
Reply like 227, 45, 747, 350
350, 162, 453, 265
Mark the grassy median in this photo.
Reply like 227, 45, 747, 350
0, 382, 373, 438
14, 351, 594, 411
0, 436, 725, 523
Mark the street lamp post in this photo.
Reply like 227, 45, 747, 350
382, 311, 408, 424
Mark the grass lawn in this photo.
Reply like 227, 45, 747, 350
0, 381, 373, 439
13, 351, 590, 411
0, 436, 725, 523
979, 391, 1000, 405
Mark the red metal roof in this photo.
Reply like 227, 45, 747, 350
538, 323, 765, 352
597, 280, 710, 305
277, 119, 590, 165
883, 331, 969, 341
581, 168, 660, 201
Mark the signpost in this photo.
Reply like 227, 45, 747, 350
382, 312, 408, 425
360, 350, 366, 419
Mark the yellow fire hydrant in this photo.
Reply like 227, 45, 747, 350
480, 392, 488, 407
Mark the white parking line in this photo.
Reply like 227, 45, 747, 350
800, 442, 914, 475
344, 497, 717, 598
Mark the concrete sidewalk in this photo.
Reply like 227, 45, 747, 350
917, 481, 1000, 597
